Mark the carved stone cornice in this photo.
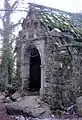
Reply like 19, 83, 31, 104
19, 36, 46, 43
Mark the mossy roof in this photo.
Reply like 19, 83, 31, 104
29, 3, 82, 40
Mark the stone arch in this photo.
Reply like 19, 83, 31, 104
21, 40, 45, 96
24, 43, 43, 63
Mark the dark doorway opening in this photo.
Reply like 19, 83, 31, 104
29, 45, 41, 92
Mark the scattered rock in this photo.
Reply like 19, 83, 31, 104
66, 104, 77, 115
17, 97, 23, 102
76, 96, 82, 116
3, 97, 12, 103
15, 115, 25, 120
6, 96, 52, 118
12, 92, 21, 100
0, 94, 5, 100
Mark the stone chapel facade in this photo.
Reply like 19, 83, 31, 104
16, 3, 82, 107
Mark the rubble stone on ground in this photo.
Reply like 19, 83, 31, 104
6, 96, 52, 118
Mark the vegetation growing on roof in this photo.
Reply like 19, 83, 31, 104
28, 3, 82, 40
39, 11, 82, 38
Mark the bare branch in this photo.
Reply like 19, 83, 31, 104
10, 19, 22, 29
11, 1, 18, 10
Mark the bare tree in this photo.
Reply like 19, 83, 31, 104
0, 0, 25, 86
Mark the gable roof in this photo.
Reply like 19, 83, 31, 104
28, 3, 82, 40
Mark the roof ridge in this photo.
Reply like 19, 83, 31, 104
28, 3, 74, 15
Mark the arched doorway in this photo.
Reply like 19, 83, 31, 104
29, 45, 41, 92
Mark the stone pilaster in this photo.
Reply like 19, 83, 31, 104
21, 61, 30, 93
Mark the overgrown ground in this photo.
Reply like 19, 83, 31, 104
0, 92, 82, 120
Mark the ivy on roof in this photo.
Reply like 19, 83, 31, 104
38, 11, 82, 38
28, 3, 82, 40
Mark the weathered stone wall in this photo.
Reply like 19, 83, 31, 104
75, 48, 82, 96
43, 32, 81, 108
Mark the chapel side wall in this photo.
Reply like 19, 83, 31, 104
72, 48, 82, 97
44, 36, 64, 107
43, 35, 79, 108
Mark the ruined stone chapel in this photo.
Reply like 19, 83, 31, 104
16, 3, 82, 107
